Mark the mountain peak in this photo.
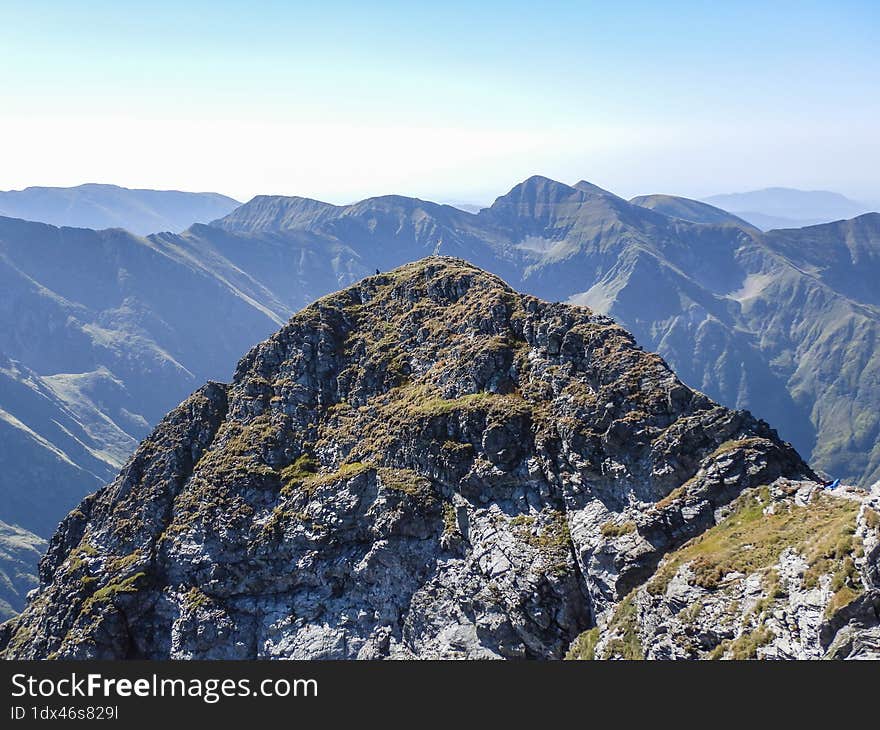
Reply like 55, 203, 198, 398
572, 180, 619, 199
491, 175, 578, 204
2, 254, 819, 660
211, 194, 339, 233
485, 176, 588, 222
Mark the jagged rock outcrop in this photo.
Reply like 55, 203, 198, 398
0, 258, 833, 659
574, 482, 880, 660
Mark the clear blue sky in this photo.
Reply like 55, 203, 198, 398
1, 0, 877, 203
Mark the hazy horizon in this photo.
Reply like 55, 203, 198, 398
1, 1, 878, 204
1, 178, 877, 213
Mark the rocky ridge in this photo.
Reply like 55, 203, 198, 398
2, 258, 874, 660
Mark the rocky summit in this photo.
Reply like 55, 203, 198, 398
2, 258, 878, 660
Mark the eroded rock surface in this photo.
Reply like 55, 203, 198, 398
575, 482, 880, 660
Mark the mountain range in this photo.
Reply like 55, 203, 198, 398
2, 259, 877, 659
1, 175, 879, 619
0, 184, 240, 235
703, 188, 878, 230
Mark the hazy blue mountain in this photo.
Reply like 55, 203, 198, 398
0, 355, 125, 533
764, 213, 880, 306
704, 187, 876, 230
0, 216, 283, 534
444, 201, 485, 214
630, 194, 755, 228
2, 176, 880, 614
0, 184, 240, 235
721, 211, 808, 231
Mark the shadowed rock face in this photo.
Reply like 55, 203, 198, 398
0, 258, 819, 659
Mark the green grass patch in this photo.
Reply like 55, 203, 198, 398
710, 437, 768, 459
710, 625, 775, 660
377, 467, 435, 502
409, 390, 529, 419
647, 488, 860, 596
442, 503, 459, 536
654, 484, 689, 511
565, 628, 600, 660
601, 592, 644, 660
600, 520, 636, 538
80, 573, 145, 616
510, 514, 535, 528
281, 454, 319, 484
184, 587, 213, 611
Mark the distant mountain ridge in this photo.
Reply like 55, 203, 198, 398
1, 175, 880, 618
0, 183, 240, 235
704, 187, 877, 230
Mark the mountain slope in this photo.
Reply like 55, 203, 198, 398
0, 356, 126, 534
0, 216, 283, 538
0, 184, 240, 235
1, 258, 829, 659
0, 521, 46, 622
630, 194, 755, 228
764, 213, 880, 306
